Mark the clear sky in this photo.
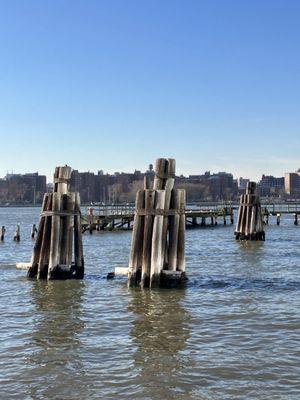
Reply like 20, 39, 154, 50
0, 0, 299, 181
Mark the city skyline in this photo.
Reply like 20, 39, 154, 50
1, 163, 299, 183
1, 1, 300, 180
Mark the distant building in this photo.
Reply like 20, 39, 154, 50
181, 171, 237, 201
238, 177, 249, 190
0, 172, 46, 204
285, 172, 300, 195
258, 174, 284, 197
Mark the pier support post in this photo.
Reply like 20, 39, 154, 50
294, 213, 298, 226
1, 226, 5, 241
31, 224, 37, 239
128, 158, 186, 289
277, 213, 281, 226
265, 214, 269, 225
230, 210, 234, 224
14, 224, 20, 242
234, 182, 265, 241
27, 165, 84, 280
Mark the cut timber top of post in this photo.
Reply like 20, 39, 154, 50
153, 158, 176, 190
246, 181, 256, 195
54, 166, 72, 194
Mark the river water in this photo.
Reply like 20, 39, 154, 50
0, 207, 300, 399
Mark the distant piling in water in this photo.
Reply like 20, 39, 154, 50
234, 181, 265, 241
1, 226, 5, 241
31, 223, 37, 239
27, 166, 84, 280
128, 158, 186, 288
13, 224, 20, 242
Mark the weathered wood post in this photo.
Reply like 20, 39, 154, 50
294, 213, 298, 226
230, 209, 234, 224
31, 224, 37, 239
264, 213, 269, 225
1, 226, 5, 241
14, 224, 20, 242
128, 158, 186, 288
276, 213, 281, 226
27, 165, 84, 280
234, 181, 265, 241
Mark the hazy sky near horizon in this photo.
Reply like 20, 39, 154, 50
0, 0, 299, 181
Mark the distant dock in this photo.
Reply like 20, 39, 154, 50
81, 203, 234, 233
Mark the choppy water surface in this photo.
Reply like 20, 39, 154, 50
1, 207, 300, 399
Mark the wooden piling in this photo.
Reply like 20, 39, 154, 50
128, 190, 144, 286
234, 182, 265, 241
27, 165, 84, 280
150, 190, 166, 287
31, 224, 37, 239
1, 226, 5, 241
128, 158, 186, 288
141, 189, 155, 287
13, 224, 20, 242
37, 194, 53, 278
177, 189, 186, 273
294, 213, 298, 226
28, 194, 49, 278
230, 209, 234, 224
73, 192, 84, 279
276, 213, 281, 226
47, 192, 61, 279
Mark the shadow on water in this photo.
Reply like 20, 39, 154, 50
127, 288, 193, 400
25, 280, 86, 400
187, 275, 300, 291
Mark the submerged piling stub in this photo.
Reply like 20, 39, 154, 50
128, 158, 186, 288
27, 166, 84, 280
234, 181, 265, 241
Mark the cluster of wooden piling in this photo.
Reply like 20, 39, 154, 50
27, 166, 84, 280
128, 158, 186, 288
235, 182, 265, 241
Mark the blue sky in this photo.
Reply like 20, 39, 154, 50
0, 0, 299, 181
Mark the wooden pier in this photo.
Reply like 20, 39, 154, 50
81, 204, 234, 233
261, 203, 300, 225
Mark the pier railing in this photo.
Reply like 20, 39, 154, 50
261, 203, 300, 214
86, 203, 135, 216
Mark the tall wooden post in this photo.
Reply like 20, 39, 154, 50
27, 165, 84, 280
234, 182, 265, 241
128, 158, 186, 288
